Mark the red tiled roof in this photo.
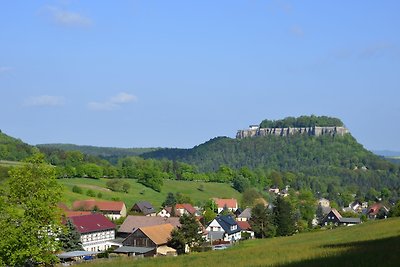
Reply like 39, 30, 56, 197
72, 199, 125, 212
70, 213, 115, 234
175, 203, 197, 215
164, 207, 182, 217
214, 198, 238, 209
368, 203, 383, 216
237, 221, 252, 231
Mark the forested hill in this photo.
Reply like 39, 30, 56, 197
37, 144, 159, 164
0, 130, 36, 161
142, 134, 395, 174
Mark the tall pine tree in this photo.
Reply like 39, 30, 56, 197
60, 219, 83, 252
273, 196, 295, 236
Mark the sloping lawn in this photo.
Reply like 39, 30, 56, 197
59, 178, 241, 209
85, 218, 400, 267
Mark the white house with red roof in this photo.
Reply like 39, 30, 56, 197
158, 203, 201, 218
72, 199, 127, 220
69, 213, 116, 252
213, 198, 238, 214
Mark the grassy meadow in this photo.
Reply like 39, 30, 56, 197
59, 178, 241, 209
0, 160, 23, 167
85, 218, 400, 267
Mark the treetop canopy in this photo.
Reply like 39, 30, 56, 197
260, 115, 344, 128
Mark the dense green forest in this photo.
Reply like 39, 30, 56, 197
143, 134, 400, 203
1, 124, 400, 205
259, 115, 344, 128
0, 130, 36, 161
37, 144, 158, 164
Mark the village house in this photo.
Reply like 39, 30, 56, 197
117, 215, 181, 238
206, 215, 241, 243
268, 187, 280, 194
213, 198, 238, 214
236, 221, 255, 239
69, 213, 116, 252
237, 207, 252, 222
130, 201, 157, 216
318, 198, 330, 208
158, 203, 201, 218
367, 203, 390, 219
321, 208, 361, 226
72, 199, 127, 220
58, 203, 92, 218
121, 224, 177, 256
342, 200, 367, 214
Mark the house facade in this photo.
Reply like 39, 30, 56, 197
117, 216, 180, 238
318, 198, 330, 208
130, 201, 157, 216
206, 215, 241, 243
321, 208, 361, 226
367, 203, 389, 219
69, 213, 116, 252
213, 198, 238, 214
158, 203, 200, 218
122, 224, 176, 256
237, 207, 251, 222
237, 221, 255, 239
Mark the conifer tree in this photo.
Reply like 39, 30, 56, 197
274, 196, 295, 236
60, 219, 83, 252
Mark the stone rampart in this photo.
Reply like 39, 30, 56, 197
236, 126, 349, 139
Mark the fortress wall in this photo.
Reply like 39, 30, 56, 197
236, 126, 349, 139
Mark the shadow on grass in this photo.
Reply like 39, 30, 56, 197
277, 235, 400, 267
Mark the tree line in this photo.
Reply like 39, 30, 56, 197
259, 115, 344, 128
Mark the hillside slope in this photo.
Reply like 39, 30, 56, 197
143, 134, 400, 194
143, 134, 393, 172
86, 218, 400, 267
37, 143, 159, 164
0, 130, 35, 161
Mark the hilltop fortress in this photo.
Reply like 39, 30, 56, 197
236, 125, 349, 139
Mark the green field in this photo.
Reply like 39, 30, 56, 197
85, 218, 400, 267
0, 160, 23, 167
59, 178, 241, 209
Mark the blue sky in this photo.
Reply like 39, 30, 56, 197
1, 1, 400, 150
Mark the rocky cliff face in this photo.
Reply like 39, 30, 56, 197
236, 126, 349, 139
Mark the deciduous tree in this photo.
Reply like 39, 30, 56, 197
0, 154, 63, 266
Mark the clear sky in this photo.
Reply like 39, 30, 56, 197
1, 1, 399, 150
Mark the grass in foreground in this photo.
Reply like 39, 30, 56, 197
85, 218, 400, 267
59, 178, 241, 208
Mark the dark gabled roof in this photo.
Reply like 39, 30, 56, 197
214, 215, 241, 235
70, 213, 115, 234
132, 201, 156, 215
234, 208, 243, 216
113, 246, 154, 254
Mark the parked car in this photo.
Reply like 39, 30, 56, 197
212, 245, 228, 250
